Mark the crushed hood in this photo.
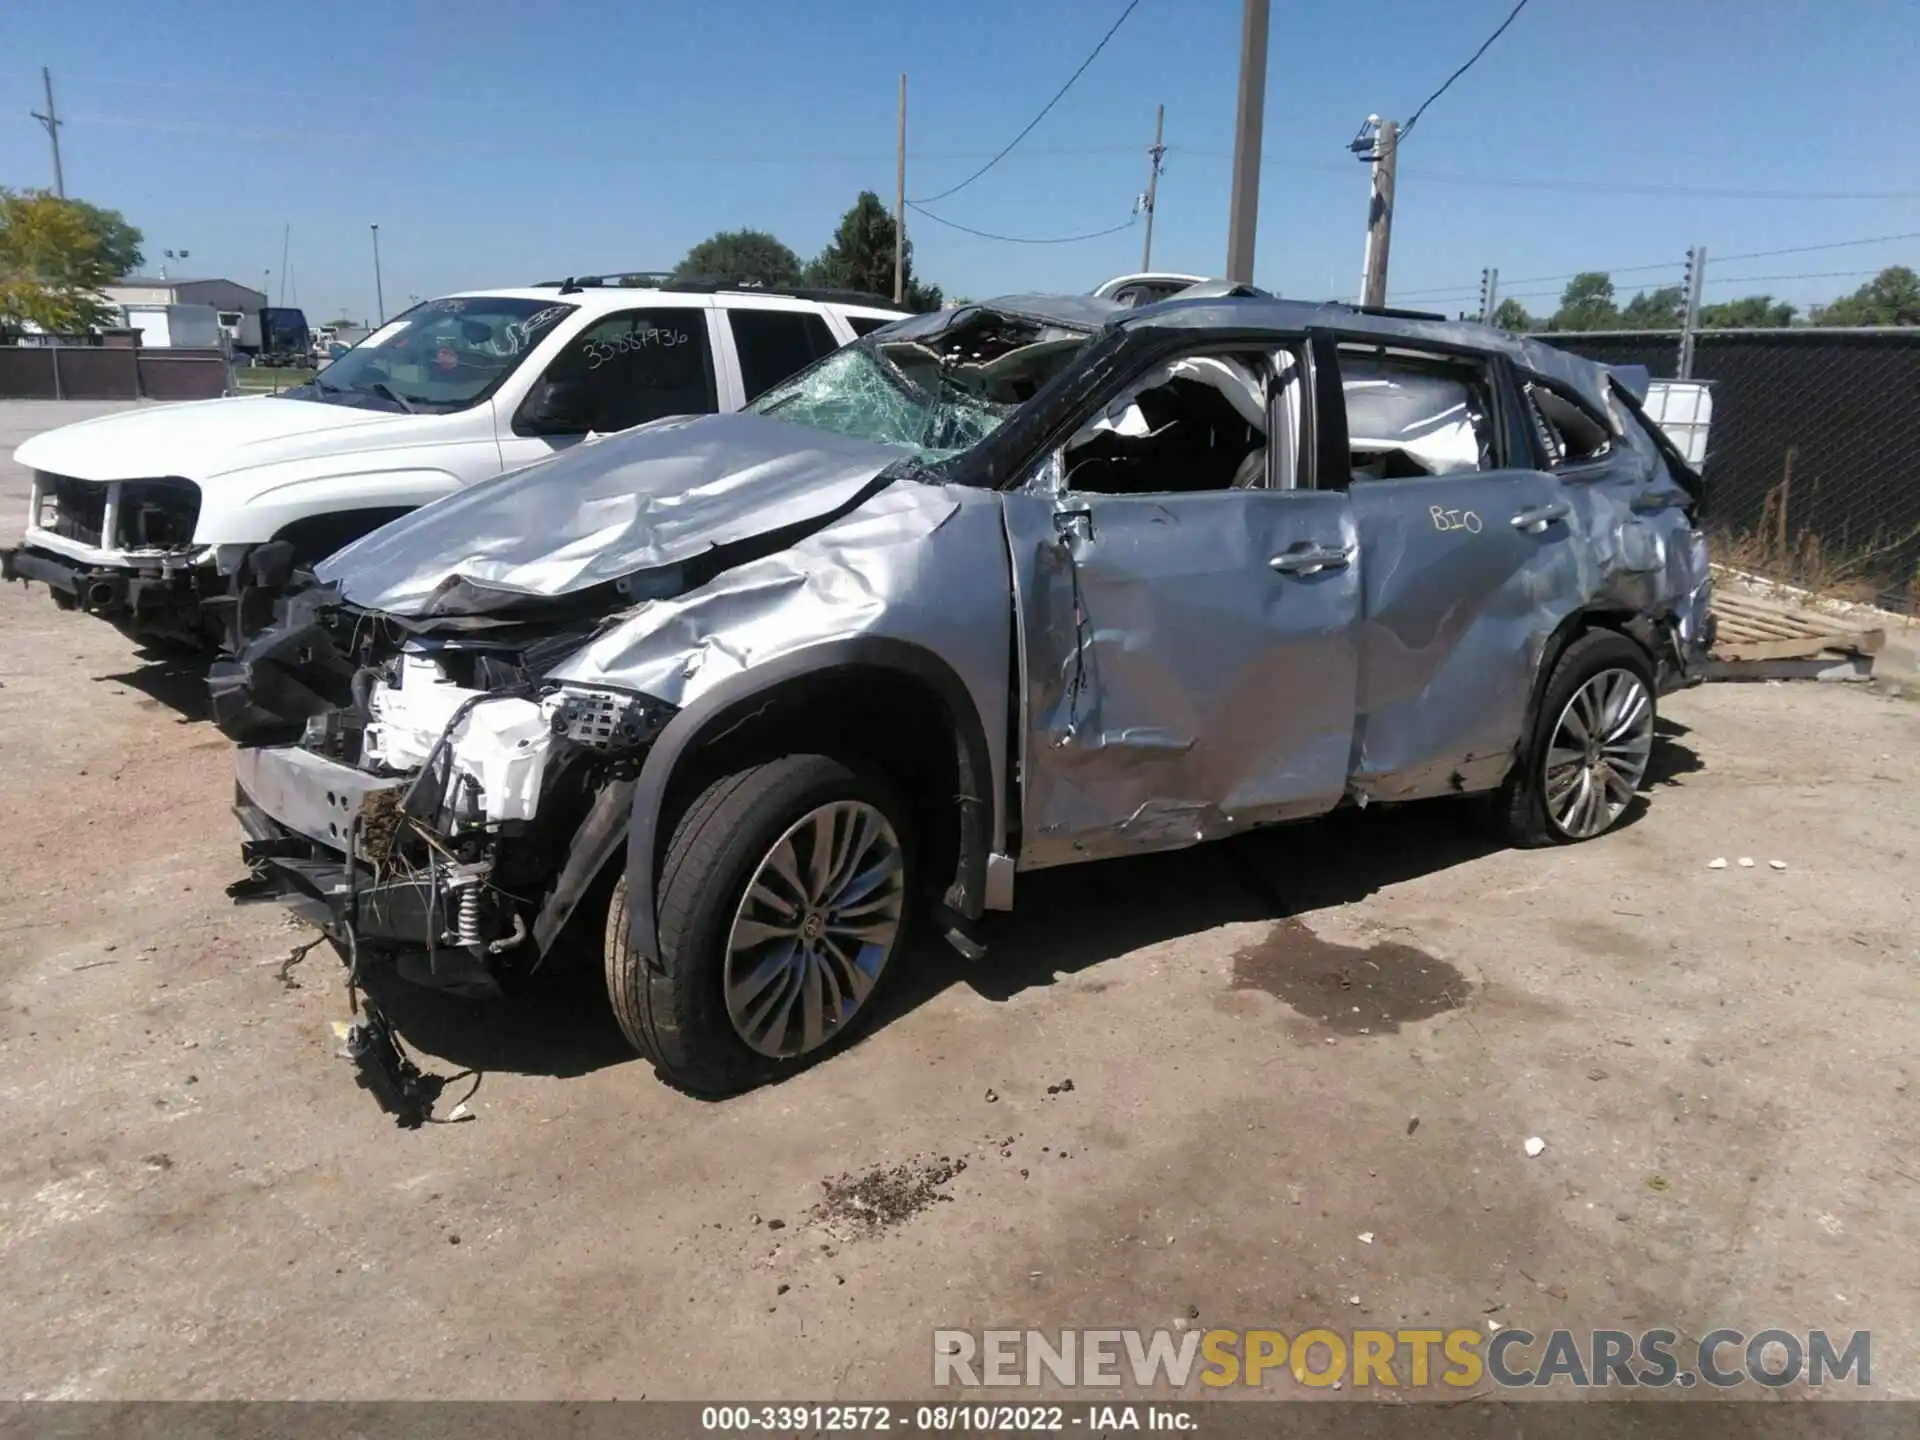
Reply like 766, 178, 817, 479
12, 394, 425, 484
317, 411, 907, 617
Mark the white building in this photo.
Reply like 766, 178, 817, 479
101, 276, 272, 350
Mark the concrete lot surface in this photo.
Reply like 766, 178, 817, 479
0, 402, 1917, 1403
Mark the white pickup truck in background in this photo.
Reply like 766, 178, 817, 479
1, 277, 906, 651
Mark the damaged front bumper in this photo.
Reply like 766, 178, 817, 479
221, 601, 678, 997
230, 747, 502, 991
2, 533, 280, 651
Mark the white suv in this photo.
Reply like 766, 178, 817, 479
1, 277, 906, 649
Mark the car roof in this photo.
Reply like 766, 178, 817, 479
938, 291, 1619, 417
432, 286, 907, 317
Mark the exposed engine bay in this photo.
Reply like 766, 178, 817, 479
213, 594, 675, 998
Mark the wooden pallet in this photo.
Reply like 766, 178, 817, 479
1708, 585, 1885, 680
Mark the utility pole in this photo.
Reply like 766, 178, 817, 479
1678, 245, 1706, 379
1479, 267, 1500, 324
894, 73, 908, 307
1353, 116, 1399, 307
1140, 104, 1166, 272
278, 223, 291, 307
370, 224, 386, 324
30, 66, 66, 198
1224, 0, 1269, 285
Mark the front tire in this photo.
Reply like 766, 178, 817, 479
1497, 630, 1657, 847
605, 755, 914, 1095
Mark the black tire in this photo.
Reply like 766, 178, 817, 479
1495, 629, 1657, 848
605, 754, 914, 1096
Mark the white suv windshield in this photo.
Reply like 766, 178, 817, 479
747, 310, 1089, 462
295, 297, 574, 413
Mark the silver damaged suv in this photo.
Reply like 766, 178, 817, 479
212, 293, 1714, 1097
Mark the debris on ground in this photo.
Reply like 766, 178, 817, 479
1708, 857, 1728, 869
1738, 857, 1755, 868
1770, 860, 1789, 871
1358, 1231, 1375, 1244
984, 1089, 998, 1104
1524, 1137, 1547, 1158
808, 1156, 967, 1240
1046, 1079, 1075, 1096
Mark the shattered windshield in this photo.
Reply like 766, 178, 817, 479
282, 296, 575, 415
746, 310, 1089, 462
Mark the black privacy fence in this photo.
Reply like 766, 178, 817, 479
1536, 327, 1920, 612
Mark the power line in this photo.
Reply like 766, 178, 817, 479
909, 0, 1143, 205
1166, 147, 1920, 201
1405, 169, 1920, 202
1715, 231, 1920, 264
1400, 0, 1533, 140
68, 111, 1149, 164
1395, 260, 1683, 298
905, 201, 1136, 245
1702, 268, 1884, 286
1392, 227, 1920, 300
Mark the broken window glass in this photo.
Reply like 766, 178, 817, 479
748, 311, 1089, 463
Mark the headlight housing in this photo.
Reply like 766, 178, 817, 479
543, 686, 674, 751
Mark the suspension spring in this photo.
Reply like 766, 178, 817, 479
452, 881, 484, 946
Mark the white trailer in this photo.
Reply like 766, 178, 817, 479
122, 303, 225, 350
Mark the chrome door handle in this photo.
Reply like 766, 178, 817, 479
1269, 544, 1353, 575
1510, 500, 1571, 534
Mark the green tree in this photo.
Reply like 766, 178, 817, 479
0, 189, 145, 333
1699, 295, 1796, 329
1619, 285, 1685, 330
1813, 265, 1920, 326
805, 191, 943, 311
1548, 272, 1619, 331
1489, 297, 1535, 332
673, 229, 803, 287
65, 198, 145, 278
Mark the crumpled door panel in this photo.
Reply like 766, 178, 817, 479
1005, 487, 1361, 869
1347, 468, 1583, 801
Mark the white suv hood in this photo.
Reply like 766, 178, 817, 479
13, 395, 439, 483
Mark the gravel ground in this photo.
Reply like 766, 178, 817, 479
1, 401, 1917, 1404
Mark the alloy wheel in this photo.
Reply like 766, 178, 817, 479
723, 800, 906, 1059
1542, 668, 1654, 839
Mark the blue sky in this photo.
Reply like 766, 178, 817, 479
4, 0, 1916, 324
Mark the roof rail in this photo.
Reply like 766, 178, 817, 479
531, 272, 904, 310
1334, 302, 1450, 322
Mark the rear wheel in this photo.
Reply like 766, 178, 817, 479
605, 754, 913, 1095
1497, 630, 1656, 846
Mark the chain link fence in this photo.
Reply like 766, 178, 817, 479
1534, 327, 1920, 613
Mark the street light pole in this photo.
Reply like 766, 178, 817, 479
370, 224, 386, 324
1224, 0, 1270, 285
